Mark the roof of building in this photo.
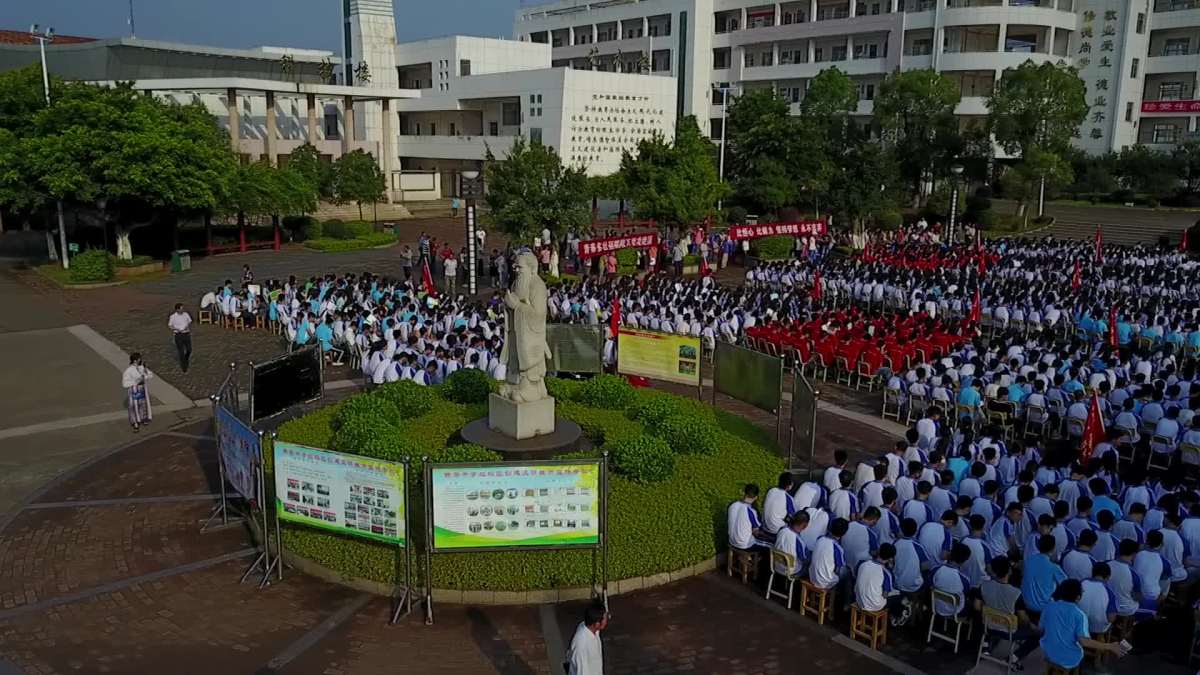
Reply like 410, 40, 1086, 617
0, 29, 97, 45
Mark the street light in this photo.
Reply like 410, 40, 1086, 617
461, 169, 482, 296
712, 83, 732, 212
949, 163, 964, 245
30, 24, 69, 270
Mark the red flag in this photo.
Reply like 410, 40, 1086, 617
1079, 392, 1106, 463
1094, 227, 1103, 263
421, 259, 438, 297
977, 252, 987, 278
969, 287, 981, 324
699, 254, 711, 276
1109, 306, 1119, 348
810, 269, 822, 301
1071, 260, 1081, 291
1182, 230, 1190, 253
610, 295, 621, 338
896, 228, 904, 244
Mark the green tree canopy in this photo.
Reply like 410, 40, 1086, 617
800, 67, 858, 122
483, 137, 590, 243
825, 128, 898, 231
331, 149, 387, 220
617, 116, 728, 225
287, 143, 332, 200
987, 60, 1088, 158
874, 69, 963, 204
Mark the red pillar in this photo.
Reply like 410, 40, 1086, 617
273, 224, 281, 251
239, 225, 247, 253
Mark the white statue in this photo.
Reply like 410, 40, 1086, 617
498, 251, 552, 403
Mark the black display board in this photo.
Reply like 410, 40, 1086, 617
251, 347, 323, 421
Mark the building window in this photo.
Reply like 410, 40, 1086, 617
1130, 58, 1139, 78
832, 45, 847, 61
713, 48, 731, 69
1136, 12, 1145, 33
858, 83, 876, 100
854, 44, 879, 59
1159, 81, 1185, 100
325, 112, 340, 139
430, 123, 437, 136
414, 123, 421, 136
911, 39, 932, 56
710, 117, 724, 140
1163, 38, 1191, 57
745, 52, 756, 67
460, 59, 471, 76
814, 47, 824, 61
530, 127, 543, 144
1152, 123, 1179, 144
1125, 102, 1134, 122
450, 122, 457, 136
502, 102, 521, 125
489, 121, 499, 136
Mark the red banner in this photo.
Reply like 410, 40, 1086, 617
1141, 100, 1200, 114
727, 220, 827, 241
578, 232, 660, 259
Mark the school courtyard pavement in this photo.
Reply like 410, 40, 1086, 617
0, 222, 1192, 674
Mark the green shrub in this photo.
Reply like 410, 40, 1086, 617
615, 248, 638, 268
751, 235, 793, 261
558, 400, 643, 445
654, 413, 719, 455
69, 249, 115, 283
343, 220, 374, 238
333, 393, 401, 430
875, 210, 903, 230
578, 374, 636, 410
608, 435, 676, 483
373, 381, 436, 419
430, 443, 502, 464
283, 215, 320, 241
322, 218, 347, 239
628, 390, 716, 427
724, 205, 748, 225
546, 376, 584, 402
441, 368, 496, 404
303, 233, 396, 252
115, 254, 157, 268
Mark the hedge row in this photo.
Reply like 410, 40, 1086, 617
271, 374, 783, 591
304, 232, 397, 252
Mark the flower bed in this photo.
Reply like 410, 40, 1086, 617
303, 232, 398, 252
269, 373, 782, 593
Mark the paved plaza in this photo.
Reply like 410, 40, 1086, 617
0, 223, 1194, 674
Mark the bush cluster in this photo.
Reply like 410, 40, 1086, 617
654, 414, 719, 455
304, 232, 396, 252
607, 435, 675, 483
69, 249, 115, 283
373, 380, 436, 419
577, 374, 637, 410
751, 235, 793, 261
440, 368, 496, 404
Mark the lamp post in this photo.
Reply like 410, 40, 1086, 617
30, 24, 68, 270
949, 163, 964, 245
713, 84, 731, 212
461, 169, 482, 296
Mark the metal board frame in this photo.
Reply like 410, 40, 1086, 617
249, 346, 325, 423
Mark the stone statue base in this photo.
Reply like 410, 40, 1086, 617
488, 393, 555, 440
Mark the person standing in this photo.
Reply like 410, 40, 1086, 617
565, 602, 607, 675
168, 303, 193, 373
443, 254, 458, 296
400, 245, 413, 280
122, 353, 153, 433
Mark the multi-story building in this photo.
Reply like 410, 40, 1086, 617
514, 0, 1199, 155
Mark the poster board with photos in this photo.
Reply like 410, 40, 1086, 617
714, 342, 783, 414
216, 404, 260, 501
616, 329, 701, 386
547, 324, 604, 374
251, 347, 322, 421
273, 442, 406, 546
428, 460, 602, 552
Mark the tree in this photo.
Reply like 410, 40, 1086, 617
287, 143, 332, 200
825, 129, 898, 233
1174, 141, 1200, 197
331, 149, 386, 220
874, 69, 962, 205
617, 116, 728, 224
1115, 145, 1180, 202
483, 137, 590, 244
988, 60, 1088, 158
801, 67, 858, 122
725, 89, 804, 213
1000, 148, 1073, 222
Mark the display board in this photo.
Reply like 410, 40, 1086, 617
616, 329, 701, 386
251, 347, 322, 421
428, 460, 602, 551
791, 374, 819, 472
547, 324, 604, 374
714, 342, 783, 414
215, 405, 260, 501
273, 441, 406, 545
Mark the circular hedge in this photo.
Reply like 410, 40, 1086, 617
271, 378, 783, 592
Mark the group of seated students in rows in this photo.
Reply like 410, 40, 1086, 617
728, 438, 1200, 670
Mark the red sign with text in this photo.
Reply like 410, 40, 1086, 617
1141, 100, 1200, 113
577, 233, 660, 259
727, 220, 828, 241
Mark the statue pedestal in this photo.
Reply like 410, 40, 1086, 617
488, 393, 555, 440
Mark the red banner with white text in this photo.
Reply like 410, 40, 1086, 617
578, 232, 660, 259
727, 220, 828, 241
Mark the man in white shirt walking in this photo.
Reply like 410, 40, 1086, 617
168, 303, 193, 373
566, 602, 607, 675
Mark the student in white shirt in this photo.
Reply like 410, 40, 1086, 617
1061, 530, 1098, 581
823, 451, 849, 494
854, 543, 908, 622
727, 484, 765, 552
961, 515, 993, 589
901, 482, 936, 527
860, 463, 888, 509
762, 472, 797, 537
1079, 563, 1119, 635
809, 518, 849, 592
894, 518, 931, 593
873, 487, 901, 546
793, 481, 826, 510
930, 543, 973, 617
772, 511, 810, 577
565, 602, 607, 675
842, 508, 881, 573
1132, 530, 1171, 609
828, 470, 860, 521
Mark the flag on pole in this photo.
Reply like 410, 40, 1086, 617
610, 295, 621, 339
1108, 305, 1119, 348
810, 269, 822, 301
421, 259, 437, 297
1078, 392, 1106, 463
699, 252, 711, 276
969, 287, 981, 324
1071, 259, 1081, 291
1094, 226, 1103, 263
977, 252, 987, 278
1182, 229, 1190, 253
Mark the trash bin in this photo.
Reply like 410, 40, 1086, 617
170, 249, 191, 273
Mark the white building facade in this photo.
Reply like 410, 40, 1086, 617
514, 0, 1200, 155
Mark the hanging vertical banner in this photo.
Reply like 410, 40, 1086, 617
216, 405, 260, 501
273, 441, 407, 545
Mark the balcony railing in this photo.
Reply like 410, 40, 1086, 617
1155, 0, 1200, 10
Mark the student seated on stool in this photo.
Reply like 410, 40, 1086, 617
727, 483, 769, 578
855, 543, 908, 623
